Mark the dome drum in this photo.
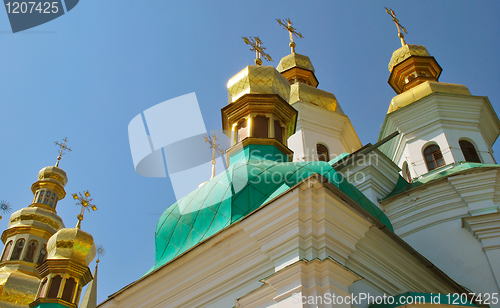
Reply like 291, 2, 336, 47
221, 94, 298, 148
388, 56, 442, 94
31, 181, 66, 203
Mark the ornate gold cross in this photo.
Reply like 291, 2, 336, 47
242, 36, 273, 65
72, 190, 97, 228
204, 134, 224, 180
385, 8, 407, 46
54, 137, 72, 167
276, 18, 303, 53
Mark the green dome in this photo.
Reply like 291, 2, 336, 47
153, 145, 393, 270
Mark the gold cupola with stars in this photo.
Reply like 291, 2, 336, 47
222, 36, 298, 162
0, 139, 72, 308
384, 8, 470, 113
29, 191, 98, 308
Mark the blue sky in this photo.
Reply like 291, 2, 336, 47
0, 1, 499, 304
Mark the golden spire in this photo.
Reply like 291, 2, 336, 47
204, 134, 224, 180
276, 18, 303, 53
242, 36, 273, 65
72, 190, 97, 228
385, 7, 407, 46
54, 137, 72, 167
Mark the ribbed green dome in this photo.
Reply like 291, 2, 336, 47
153, 145, 393, 270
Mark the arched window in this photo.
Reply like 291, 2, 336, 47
43, 191, 50, 204
459, 140, 481, 163
23, 240, 39, 263
62, 277, 76, 302
424, 144, 445, 171
402, 161, 411, 182
237, 119, 248, 142
317, 144, 329, 162
38, 278, 48, 298
253, 115, 269, 138
1, 241, 13, 261
47, 275, 62, 298
37, 244, 47, 265
10, 239, 25, 260
37, 191, 44, 203
274, 120, 284, 143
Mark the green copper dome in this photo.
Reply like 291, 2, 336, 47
153, 144, 393, 271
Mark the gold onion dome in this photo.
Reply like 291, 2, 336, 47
37, 166, 68, 187
46, 227, 96, 266
277, 53, 315, 73
388, 44, 431, 72
289, 82, 343, 114
227, 65, 290, 103
7, 207, 64, 235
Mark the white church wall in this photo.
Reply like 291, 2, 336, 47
402, 219, 500, 307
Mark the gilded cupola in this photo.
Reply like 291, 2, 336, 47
30, 191, 98, 308
222, 37, 298, 162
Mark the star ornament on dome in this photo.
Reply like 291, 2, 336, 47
72, 190, 97, 228
0, 200, 12, 221
96, 244, 106, 263
242, 36, 273, 65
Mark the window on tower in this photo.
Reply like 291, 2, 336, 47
237, 119, 248, 142
317, 144, 329, 162
62, 277, 76, 302
424, 144, 445, 171
459, 140, 481, 163
10, 238, 25, 260
253, 115, 269, 138
1, 241, 13, 261
274, 120, 284, 143
47, 275, 62, 298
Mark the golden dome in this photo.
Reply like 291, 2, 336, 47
47, 227, 96, 266
37, 166, 68, 187
289, 83, 343, 114
227, 65, 290, 103
277, 53, 315, 73
387, 81, 471, 113
0, 270, 39, 307
7, 207, 64, 235
388, 44, 431, 72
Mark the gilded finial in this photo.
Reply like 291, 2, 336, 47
276, 18, 303, 53
72, 190, 97, 228
54, 137, 72, 167
385, 7, 407, 47
204, 134, 224, 180
242, 36, 273, 65
0, 200, 12, 221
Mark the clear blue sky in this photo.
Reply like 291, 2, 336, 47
0, 1, 499, 304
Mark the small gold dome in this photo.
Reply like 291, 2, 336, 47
47, 227, 96, 266
277, 53, 315, 73
8, 207, 64, 235
37, 166, 68, 187
388, 44, 431, 72
227, 65, 291, 103
289, 83, 343, 114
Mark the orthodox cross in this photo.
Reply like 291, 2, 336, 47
72, 190, 97, 228
242, 36, 273, 65
276, 18, 303, 53
385, 8, 407, 46
54, 137, 72, 167
204, 134, 224, 180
